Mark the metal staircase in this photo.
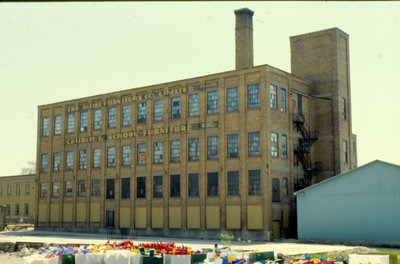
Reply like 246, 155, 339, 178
293, 114, 320, 188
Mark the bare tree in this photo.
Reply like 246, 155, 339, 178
20, 160, 36, 175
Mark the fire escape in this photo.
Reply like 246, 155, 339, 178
293, 114, 321, 190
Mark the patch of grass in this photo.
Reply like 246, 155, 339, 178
377, 250, 400, 264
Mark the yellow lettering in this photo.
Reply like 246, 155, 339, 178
154, 128, 159, 135
181, 125, 186, 132
122, 133, 128, 139
159, 128, 165, 134
134, 131, 138, 137
128, 132, 134, 138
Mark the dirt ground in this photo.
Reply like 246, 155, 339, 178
0, 229, 377, 264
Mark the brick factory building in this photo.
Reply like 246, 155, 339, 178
35, 8, 357, 239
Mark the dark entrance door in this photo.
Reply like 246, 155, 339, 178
106, 210, 114, 227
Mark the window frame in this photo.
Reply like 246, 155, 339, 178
171, 96, 181, 119
188, 94, 199, 117
227, 134, 239, 158
227, 87, 238, 112
270, 84, 277, 109
248, 170, 261, 195
271, 132, 279, 157
137, 102, 147, 124
122, 104, 132, 126
248, 132, 260, 157
188, 138, 199, 161
80, 111, 88, 132
67, 113, 74, 134
207, 136, 218, 160
247, 84, 260, 109
227, 171, 239, 196
207, 90, 218, 114
170, 140, 180, 163
153, 99, 164, 122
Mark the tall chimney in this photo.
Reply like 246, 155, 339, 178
235, 8, 254, 70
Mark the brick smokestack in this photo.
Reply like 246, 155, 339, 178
235, 8, 254, 70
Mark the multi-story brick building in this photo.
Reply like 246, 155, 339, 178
35, 8, 357, 239
0, 174, 36, 224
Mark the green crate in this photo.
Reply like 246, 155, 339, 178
62, 254, 75, 264
191, 253, 207, 264
248, 251, 274, 262
141, 255, 164, 264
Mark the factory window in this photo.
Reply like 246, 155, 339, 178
207, 136, 218, 160
153, 141, 163, 164
249, 170, 261, 195
79, 149, 87, 170
227, 87, 238, 112
53, 152, 60, 172
137, 177, 146, 198
270, 84, 277, 109
52, 181, 60, 198
54, 115, 62, 135
93, 148, 101, 169
15, 204, 19, 216
108, 107, 116, 128
153, 99, 164, 121
282, 134, 288, 159
248, 132, 260, 156
122, 105, 131, 126
280, 88, 286, 112
227, 134, 239, 158
121, 178, 130, 199
24, 204, 29, 216
80, 111, 88, 132
107, 146, 116, 168
272, 178, 280, 202
66, 151, 73, 171
297, 94, 303, 116
106, 179, 114, 199
16, 184, 20, 196
341, 97, 347, 121
122, 145, 131, 166
170, 174, 180, 198
25, 184, 30, 195
93, 109, 102, 130
40, 182, 47, 198
41, 153, 48, 172
64, 180, 73, 198
67, 113, 74, 133
247, 84, 260, 109
138, 102, 147, 124
42, 117, 49, 136
170, 140, 180, 163
188, 138, 199, 161
271, 132, 279, 157
188, 94, 199, 117
153, 176, 163, 198
6, 205, 10, 216
207, 172, 218, 197
188, 173, 199, 197
137, 143, 146, 165
7, 185, 11, 196
78, 180, 86, 197
227, 171, 239, 196
207, 91, 218, 114
91, 179, 100, 196
343, 140, 348, 164
171, 96, 181, 119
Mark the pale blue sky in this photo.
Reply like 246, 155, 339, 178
1, 2, 399, 176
